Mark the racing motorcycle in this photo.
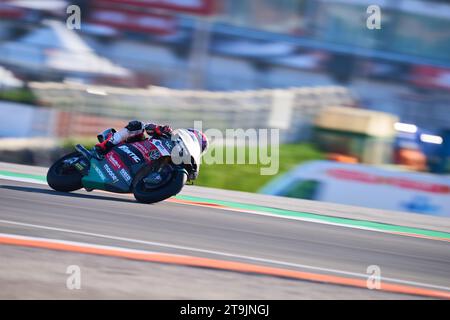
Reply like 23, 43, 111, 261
47, 129, 202, 203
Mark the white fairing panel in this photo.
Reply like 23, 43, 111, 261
171, 129, 202, 173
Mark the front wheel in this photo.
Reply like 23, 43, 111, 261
133, 165, 187, 204
47, 152, 83, 192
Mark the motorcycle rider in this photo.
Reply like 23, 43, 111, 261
95, 120, 209, 156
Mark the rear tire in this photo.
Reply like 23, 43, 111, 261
133, 168, 187, 204
47, 152, 83, 192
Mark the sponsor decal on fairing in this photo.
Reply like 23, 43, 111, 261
132, 141, 153, 163
118, 145, 141, 163
152, 139, 170, 156
106, 151, 124, 170
103, 164, 119, 183
149, 149, 161, 160
92, 163, 106, 181
119, 168, 132, 184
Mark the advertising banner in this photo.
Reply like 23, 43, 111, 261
261, 161, 450, 216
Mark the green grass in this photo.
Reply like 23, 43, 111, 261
60, 138, 323, 193
60, 137, 97, 151
0, 88, 37, 105
195, 143, 324, 192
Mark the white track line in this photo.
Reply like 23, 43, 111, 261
2, 173, 450, 243
0, 232, 166, 256
0, 218, 449, 292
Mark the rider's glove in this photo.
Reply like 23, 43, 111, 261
94, 133, 114, 154
145, 123, 172, 138
125, 120, 144, 132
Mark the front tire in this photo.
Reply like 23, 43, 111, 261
133, 168, 187, 204
47, 152, 83, 192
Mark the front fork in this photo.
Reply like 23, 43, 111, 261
70, 144, 92, 176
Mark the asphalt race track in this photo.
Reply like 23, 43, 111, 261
0, 163, 449, 299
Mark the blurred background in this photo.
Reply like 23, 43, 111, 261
0, 0, 449, 215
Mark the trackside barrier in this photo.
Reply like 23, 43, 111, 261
29, 82, 355, 142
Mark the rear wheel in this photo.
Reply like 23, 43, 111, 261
133, 162, 187, 204
47, 152, 83, 192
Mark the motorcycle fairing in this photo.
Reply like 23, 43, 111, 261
132, 138, 174, 164
81, 158, 130, 193
171, 129, 202, 177
81, 137, 178, 193
82, 143, 148, 193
